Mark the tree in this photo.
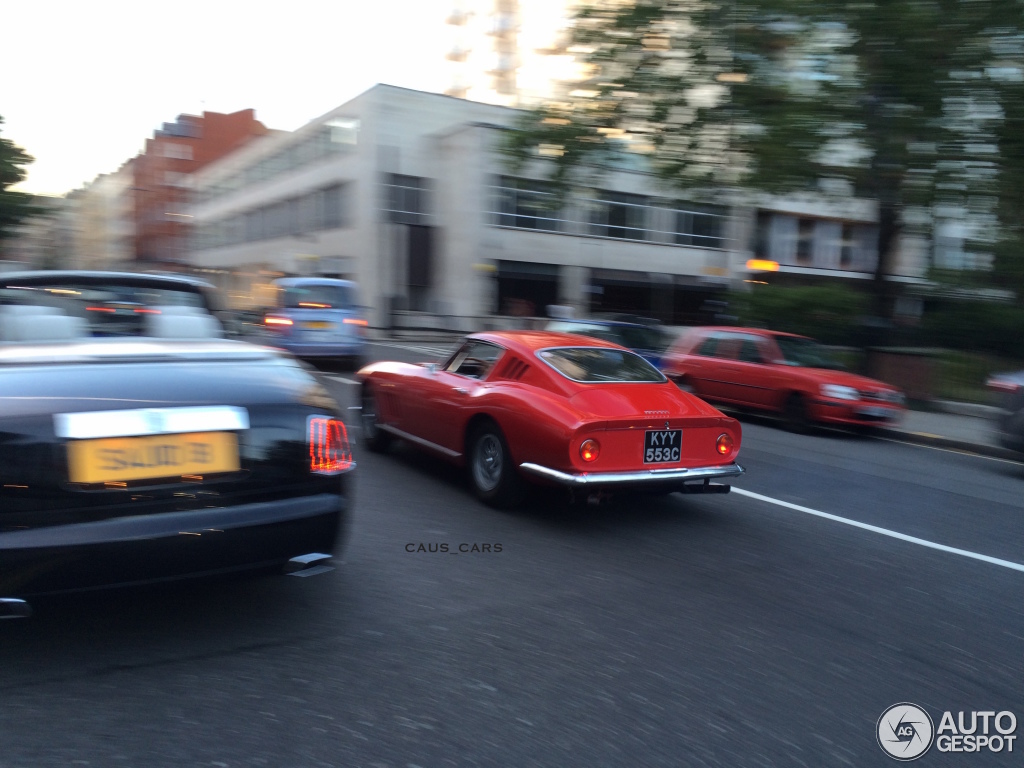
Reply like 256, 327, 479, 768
504, 0, 1019, 314
0, 115, 42, 243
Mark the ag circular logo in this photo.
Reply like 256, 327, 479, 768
877, 703, 935, 760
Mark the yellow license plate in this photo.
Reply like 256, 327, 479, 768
67, 432, 239, 484
303, 321, 332, 330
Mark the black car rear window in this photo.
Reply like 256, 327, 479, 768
615, 325, 667, 352
547, 321, 666, 352
538, 347, 667, 383
0, 282, 209, 338
279, 284, 355, 310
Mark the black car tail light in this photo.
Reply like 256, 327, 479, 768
308, 416, 353, 474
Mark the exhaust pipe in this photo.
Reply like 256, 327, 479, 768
0, 598, 32, 619
284, 552, 334, 577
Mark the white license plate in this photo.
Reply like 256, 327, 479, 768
644, 429, 682, 463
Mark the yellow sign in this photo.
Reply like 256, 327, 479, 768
67, 432, 239, 484
746, 259, 780, 272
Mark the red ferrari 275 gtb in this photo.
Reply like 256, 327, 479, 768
357, 331, 743, 506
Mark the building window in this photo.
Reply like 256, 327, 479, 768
327, 118, 359, 147
245, 209, 264, 242
493, 177, 561, 231
796, 218, 815, 264
163, 171, 188, 187
674, 204, 726, 249
322, 184, 344, 229
384, 174, 429, 225
161, 143, 193, 160
589, 191, 648, 240
840, 223, 855, 269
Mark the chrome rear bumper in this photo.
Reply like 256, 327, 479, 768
519, 462, 744, 487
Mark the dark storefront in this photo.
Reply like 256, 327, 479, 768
496, 261, 560, 317
588, 269, 728, 325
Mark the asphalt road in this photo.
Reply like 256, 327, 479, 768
2, 340, 1023, 767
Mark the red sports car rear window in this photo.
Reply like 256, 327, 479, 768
538, 347, 666, 383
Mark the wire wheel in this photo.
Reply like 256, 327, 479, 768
468, 422, 524, 508
472, 433, 504, 493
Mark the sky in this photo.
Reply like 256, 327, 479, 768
3, 0, 453, 196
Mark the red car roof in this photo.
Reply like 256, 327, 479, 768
693, 326, 809, 340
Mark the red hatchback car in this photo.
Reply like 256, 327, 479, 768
357, 331, 743, 507
663, 327, 905, 430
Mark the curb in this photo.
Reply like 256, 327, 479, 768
876, 427, 1022, 462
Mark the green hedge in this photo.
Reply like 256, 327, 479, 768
917, 300, 1024, 359
732, 285, 870, 346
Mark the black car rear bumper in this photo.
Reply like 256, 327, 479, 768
0, 490, 349, 597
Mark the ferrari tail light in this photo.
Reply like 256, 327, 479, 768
716, 433, 734, 457
580, 439, 600, 462
308, 416, 353, 474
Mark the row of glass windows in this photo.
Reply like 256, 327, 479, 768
383, 174, 430, 225
194, 184, 348, 251
753, 211, 878, 272
489, 177, 729, 249
194, 119, 359, 204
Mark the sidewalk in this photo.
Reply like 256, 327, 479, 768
880, 406, 1018, 460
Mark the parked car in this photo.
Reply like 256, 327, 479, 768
545, 316, 672, 368
987, 371, 1024, 452
663, 327, 905, 430
357, 331, 742, 507
0, 271, 353, 616
261, 277, 368, 367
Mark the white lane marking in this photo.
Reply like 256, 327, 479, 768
875, 434, 1024, 465
732, 487, 1024, 574
326, 375, 360, 385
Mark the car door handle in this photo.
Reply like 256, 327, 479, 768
454, 387, 468, 394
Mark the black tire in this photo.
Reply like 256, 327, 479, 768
468, 421, 524, 508
361, 384, 392, 453
783, 393, 813, 434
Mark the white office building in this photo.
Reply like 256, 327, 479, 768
187, 84, 919, 330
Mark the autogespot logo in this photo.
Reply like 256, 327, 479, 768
877, 703, 935, 761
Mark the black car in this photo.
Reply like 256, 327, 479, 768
545, 316, 672, 369
987, 370, 1024, 452
0, 271, 353, 616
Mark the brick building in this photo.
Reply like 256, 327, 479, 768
133, 110, 269, 264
